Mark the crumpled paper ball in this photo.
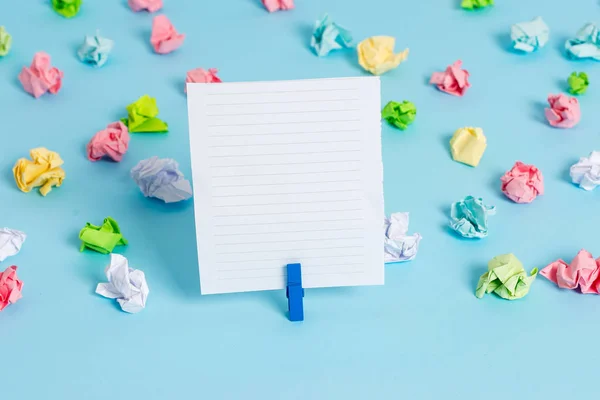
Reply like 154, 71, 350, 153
87, 121, 130, 162
51, 0, 81, 18
570, 151, 600, 191
568, 72, 589, 95
449, 127, 487, 167
540, 249, 600, 294
0, 228, 26, 263
510, 16, 550, 53
150, 15, 185, 54
429, 60, 470, 96
128, 0, 162, 12
130, 157, 193, 203
0, 26, 12, 57
18, 52, 63, 98
0, 266, 23, 311
384, 212, 422, 263
80, 217, 128, 254
77, 31, 114, 68
13, 147, 65, 196
500, 161, 544, 203
185, 68, 221, 93
357, 36, 409, 76
544, 93, 581, 129
461, 0, 493, 10
261, 0, 294, 12
96, 254, 149, 314
565, 23, 600, 61
310, 14, 353, 57
476, 254, 538, 300
120, 95, 168, 133
449, 195, 496, 239
381, 100, 416, 130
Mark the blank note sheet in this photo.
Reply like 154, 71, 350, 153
186, 77, 384, 294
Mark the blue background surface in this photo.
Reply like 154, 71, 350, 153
2, 1, 600, 398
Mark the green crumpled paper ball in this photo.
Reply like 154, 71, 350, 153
568, 72, 589, 95
120, 95, 169, 133
52, 0, 82, 18
475, 253, 538, 300
79, 216, 128, 254
461, 0, 493, 10
0, 26, 12, 57
381, 100, 416, 130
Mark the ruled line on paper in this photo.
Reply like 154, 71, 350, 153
211, 179, 361, 188
213, 208, 363, 218
206, 109, 360, 117
212, 169, 361, 178
207, 119, 360, 127
213, 227, 363, 236
213, 217, 364, 227
215, 236, 364, 246
213, 199, 361, 208
207, 129, 360, 138
218, 262, 365, 272
209, 140, 361, 148
208, 98, 360, 106
205, 88, 358, 96
215, 253, 366, 264
216, 245, 365, 256
208, 150, 361, 159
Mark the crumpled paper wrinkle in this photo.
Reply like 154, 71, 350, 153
461, 0, 493, 9
18, 52, 63, 98
310, 14, 353, 57
357, 36, 408, 76
0, 26, 12, 57
545, 94, 581, 128
77, 31, 114, 67
450, 196, 495, 239
52, 0, 81, 18
87, 121, 130, 162
128, 0, 162, 12
79, 217, 128, 254
384, 212, 422, 263
0, 228, 26, 262
151, 15, 185, 54
96, 254, 149, 313
476, 253, 537, 300
570, 151, 600, 191
381, 100, 416, 130
120, 95, 168, 133
540, 249, 600, 294
450, 127, 486, 167
262, 0, 294, 12
565, 23, 600, 61
568, 72, 589, 95
0, 266, 23, 311
500, 161, 544, 203
131, 157, 192, 203
13, 147, 65, 196
511, 17, 550, 53
185, 68, 221, 93
430, 60, 470, 96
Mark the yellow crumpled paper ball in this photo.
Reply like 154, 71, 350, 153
13, 147, 65, 196
357, 36, 409, 75
449, 127, 487, 167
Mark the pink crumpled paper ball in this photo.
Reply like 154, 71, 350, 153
87, 121, 130, 162
429, 60, 470, 97
18, 52, 63, 98
500, 161, 544, 203
128, 0, 162, 12
185, 68, 221, 93
544, 94, 581, 128
0, 266, 23, 311
150, 15, 185, 54
262, 0, 294, 12
540, 249, 600, 294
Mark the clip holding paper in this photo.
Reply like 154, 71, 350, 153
286, 263, 304, 322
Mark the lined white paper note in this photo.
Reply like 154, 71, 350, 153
186, 77, 384, 295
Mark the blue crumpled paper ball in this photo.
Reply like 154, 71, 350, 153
77, 31, 114, 67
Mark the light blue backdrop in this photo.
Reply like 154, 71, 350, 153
2, 1, 599, 398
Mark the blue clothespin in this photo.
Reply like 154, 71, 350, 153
286, 263, 304, 321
